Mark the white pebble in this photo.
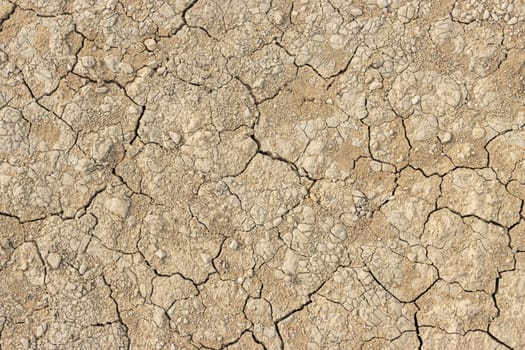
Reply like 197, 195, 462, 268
36, 323, 47, 337
155, 249, 167, 259
169, 131, 182, 144
144, 38, 157, 51
369, 81, 383, 90
330, 224, 348, 241
350, 8, 363, 16
439, 131, 452, 144
229, 239, 239, 250
95, 86, 109, 94
273, 11, 284, 25
377, 0, 391, 9
47, 253, 61, 269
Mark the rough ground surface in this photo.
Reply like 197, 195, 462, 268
0, 0, 524, 349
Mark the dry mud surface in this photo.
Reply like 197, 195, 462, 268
1, 0, 525, 349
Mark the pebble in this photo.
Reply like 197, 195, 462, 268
36, 323, 47, 337
369, 81, 383, 90
144, 38, 157, 51
0, 238, 9, 249
95, 86, 109, 94
229, 239, 239, 250
330, 223, 347, 241
439, 131, 452, 144
47, 253, 61, 269
377, 0, 391, 9
350, 8, 363, 16
169, 131, 182, 144
155, 249, 167, 259
139, 283, 147, 298
273, 11, 284, 25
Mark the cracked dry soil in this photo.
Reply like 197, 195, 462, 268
0, 0, 525, 349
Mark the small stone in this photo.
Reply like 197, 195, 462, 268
78, 264, 88, 275
169, 131, 182, 144
139, 283, 147, 298
36, 323, 47, 337
369, 81, 383, 90
47, 253, 61, 269
95, 86, 109, 94
229, 239, 239, 250
330, 223, 348, 241
439, 131, 452, 144
273, 11, 284, 25
377, 0, 391, 9
253, 77, 265, 88
0, 238, 9, 249
411, 95, 420, 105
507, 17, 518, 24
155, 249, 167, 259
350, 8, 363, 16
144, 38, 157, 51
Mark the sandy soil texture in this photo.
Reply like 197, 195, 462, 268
1, 0, 525, 349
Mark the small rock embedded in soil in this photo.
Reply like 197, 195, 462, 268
46, 253, 61, 269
